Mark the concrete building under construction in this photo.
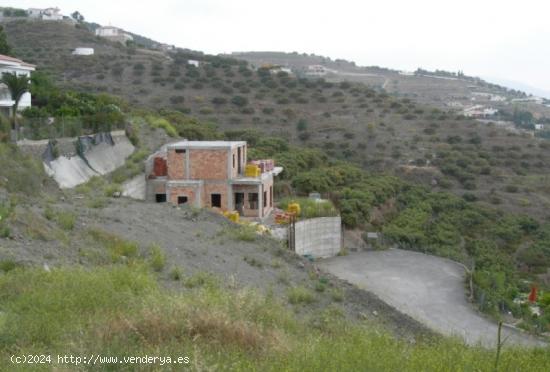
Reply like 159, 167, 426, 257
145, 141, 282, 219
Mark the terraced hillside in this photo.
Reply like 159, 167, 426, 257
4, 20, 550, 221
229, 51, 550, 113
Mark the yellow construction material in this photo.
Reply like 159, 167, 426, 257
245, 164, 261, 177
287, 202, 301, 216
227, 211, 240, 223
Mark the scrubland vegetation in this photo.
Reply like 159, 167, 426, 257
249, 136, 550, 332
1, 265, 550, 371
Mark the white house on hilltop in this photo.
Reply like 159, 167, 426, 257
306, 65, 328, 76
27, 7, 63, 21
95, 26, 133, 44
0, 54, 35, 116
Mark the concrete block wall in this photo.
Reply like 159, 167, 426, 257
294, 217, 342, 258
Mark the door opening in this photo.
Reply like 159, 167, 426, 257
177, 196, 188, 205
235, 192, 244, 215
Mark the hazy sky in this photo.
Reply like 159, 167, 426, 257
5, 0, 550, 95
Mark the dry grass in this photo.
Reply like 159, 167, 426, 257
98, 299, 284, 354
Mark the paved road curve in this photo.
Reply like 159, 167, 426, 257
318, 249, 546, 347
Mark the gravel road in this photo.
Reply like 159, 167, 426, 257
318, 248, 547, 348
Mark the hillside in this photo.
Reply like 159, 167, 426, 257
228, 51, 550, 112
5, 20, 550, 222
1, 114, 549, 366
0, 18, 550, 369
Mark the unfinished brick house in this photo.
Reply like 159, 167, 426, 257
145, 141, 283, 219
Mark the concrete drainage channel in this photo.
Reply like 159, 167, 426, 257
318, 248, 547, 348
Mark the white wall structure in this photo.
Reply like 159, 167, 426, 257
0, 54, 35, 115
72, 47, 94, 56
294, 217, 342, 258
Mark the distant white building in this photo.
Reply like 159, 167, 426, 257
398, 70, 415, 76
471, 92, 506, 102
95, 26, 133, 44
27, 7, 63, 21
447, 101, 464, 108
306, 65, 328, 76
270, 66, 293, 75
157, 43, 175, 52
511, 96, 544, 104
187, 59, 200, 67
72, 47, 94, 56
0, 54, 35, 116
534, 124, 545, 130
463, 105, 498, 118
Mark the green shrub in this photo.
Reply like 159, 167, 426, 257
183, 272, 217, 288
278, 197, 338, 219
88, 228, 139, 263
504, 185, 519, 193
0, 259, 20, 272
231, 95, 248, 107
330, 288, 344, 302
87, 197, 107, 209
149, 243, 166, 272
296, 119, 308, 131
226, 225, 257, 242
55, 211, 76, 230
146, 116, 178, 137
288, 286, 316, 304
243, 256, 264, 268
170, 266, 182, 281
104, 183, 122, 197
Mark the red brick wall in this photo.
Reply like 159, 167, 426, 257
201, 183, 228, 210
167, 149, 185, 180
168, 186, 197, 205
189, 149, 228, 180
153, 183, 166, 194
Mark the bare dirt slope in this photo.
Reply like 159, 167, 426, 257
0, 193, 433, 342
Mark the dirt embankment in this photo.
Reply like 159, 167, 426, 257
0, 193, 434, 342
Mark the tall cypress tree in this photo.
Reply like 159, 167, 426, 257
0, 25, 12, 56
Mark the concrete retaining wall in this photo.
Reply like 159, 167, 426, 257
295, 216, 342, 258
20, 131, 134, 189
